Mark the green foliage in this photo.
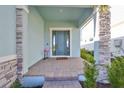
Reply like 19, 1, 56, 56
87, 51, 94, 56
83, 63, 97, 88
108, 56, 124, 88
80, 48, 94, 56
80, 48, 97, 88
80, 48, 95, 64
11, 79, 22, 88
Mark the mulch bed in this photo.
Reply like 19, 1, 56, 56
96, 82, 111, 88
79, 81, 111, 88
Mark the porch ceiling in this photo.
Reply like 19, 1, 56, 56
35, 5, 94, 26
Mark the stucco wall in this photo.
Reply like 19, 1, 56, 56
0, 6, 16, 57
22, 9, 29, 73
44, 21, 80, 57
28, 7, 44, 68
72, 28, 80, 57
0, 6, 17, 88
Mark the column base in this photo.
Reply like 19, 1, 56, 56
96, 82, 111, 88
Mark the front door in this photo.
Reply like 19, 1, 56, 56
52, 30, 70, 56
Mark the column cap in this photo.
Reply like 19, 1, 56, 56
16, 5, 29, 13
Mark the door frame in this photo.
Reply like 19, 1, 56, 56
50, 27, 72, 57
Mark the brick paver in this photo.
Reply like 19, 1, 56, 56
43, 80, 82, 88
26, 57, 84, 88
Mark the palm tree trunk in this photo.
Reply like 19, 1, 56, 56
97, 5, 111, 84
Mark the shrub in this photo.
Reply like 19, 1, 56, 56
80, 48, 94, 56
108, 56, 124, 87
87, 51, 94, 56
80, 48, 95, 64
11, 79, 22, 88
80, 48, 97, 88
83, 63, 97, 88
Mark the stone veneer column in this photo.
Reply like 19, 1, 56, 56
16, 7, 23, 80
97, 5, 111, 84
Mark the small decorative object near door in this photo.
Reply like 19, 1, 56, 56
44, 43, 50, 60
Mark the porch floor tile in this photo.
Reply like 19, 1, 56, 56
26, 57, 84, 88
27, 57, 84, 78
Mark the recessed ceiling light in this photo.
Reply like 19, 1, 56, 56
59, 9, 63, 13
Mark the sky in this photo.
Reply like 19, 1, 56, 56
111, 6, 124, 38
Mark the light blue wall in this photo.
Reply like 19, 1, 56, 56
72, 28, 80, 57
22, 9, 29, 73
0, 6, 16, 57
44, 21, 80, 57
28, 6, 44, 67
44, 21, 77, 48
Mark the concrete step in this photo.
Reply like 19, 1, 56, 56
45, 76, 78, 81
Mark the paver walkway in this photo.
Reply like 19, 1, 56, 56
43, 80, 81, 88
26, 57, 84, 88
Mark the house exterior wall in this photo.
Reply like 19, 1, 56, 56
81, 42, 94, 50
111, 37, 124, 57
72, 28, 80, 57
0, 6, 17, 87
0, 56, 17, 88
44, 21, 80, 57
28, 7, 44, 68
0, 6, 16, 57
22, 8, 29, 74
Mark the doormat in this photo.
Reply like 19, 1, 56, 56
56, 57, 68, 60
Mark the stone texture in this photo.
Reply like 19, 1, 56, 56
0, 59, 17, 88
97, 6, 111, 83
16, 8, 23, 79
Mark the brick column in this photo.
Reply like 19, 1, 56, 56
16, 8, 23, 80
97, 5, 111, 84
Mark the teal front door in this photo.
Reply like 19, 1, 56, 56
52, 30, 70, 56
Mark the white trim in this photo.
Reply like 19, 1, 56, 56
50, 27, 72, 57
79, 7, 98, 29
0, 55, 16, 63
